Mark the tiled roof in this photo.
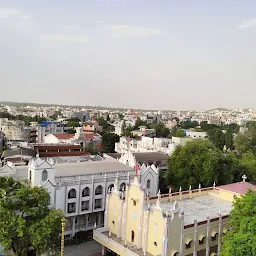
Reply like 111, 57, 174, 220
52, 134, 75, 140
83, 133, 101, 140
217, 181, 256, 195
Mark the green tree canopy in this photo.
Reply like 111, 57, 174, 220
235, 125, 256, 155
180, 120, 199, 129
221, 190, 256, 256
0, 177, 63, 256
225, 128, 234, 150
66, 120, 80, 128
206, 127, 225, 150
102, 133, 120, 153
170, 127, 185, 138
134, 118, 148, 129
165, 139, 234, 191
149, 123, 170, 138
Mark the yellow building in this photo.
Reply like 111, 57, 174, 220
94, 174, 256, 256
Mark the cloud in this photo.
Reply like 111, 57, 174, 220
0, 8, 20, 19
39, 34, 89, 43
105, 25, 161, 38
236, 18, 256, 29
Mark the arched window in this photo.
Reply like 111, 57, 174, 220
131, 230, 135, 242
68, 189, 76, 199
82, 187, 90, 197
147, 179, 151, 189
211, 233, 218, 241
95, 185, 103, 195
120, 183, 126, 191
42, 170, 48, 182
199, 237, 205, 245
108, 184, 114, 192
29, 170, 32, 181
185, 240, 193, 249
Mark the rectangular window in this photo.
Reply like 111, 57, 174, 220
81, 201, 89, 211
94, 199, 102, 209
68, 202, 76, 213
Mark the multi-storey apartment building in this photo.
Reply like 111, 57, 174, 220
0, 118, 25, 141
37, 121, 64, 143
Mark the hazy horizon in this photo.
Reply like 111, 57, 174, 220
0, 1, 256, 110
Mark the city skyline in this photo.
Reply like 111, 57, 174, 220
0, 1, 256, 110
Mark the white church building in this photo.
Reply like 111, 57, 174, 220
0, 156, 159, 239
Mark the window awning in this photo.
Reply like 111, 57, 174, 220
185, 238, 193, 245
211, 230, 218, 237
198, 234, 206, 241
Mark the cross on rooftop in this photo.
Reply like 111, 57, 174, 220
242, 174, 247, 183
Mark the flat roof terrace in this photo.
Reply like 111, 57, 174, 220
152, 195, 233, 225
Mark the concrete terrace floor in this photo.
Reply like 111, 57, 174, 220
64, 240, 101, 256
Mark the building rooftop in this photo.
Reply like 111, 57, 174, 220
14, 159, 134, 179
42, 155, 103, 163
52, 134, 75, 140
133, 152, 168, 162
54, 161, 134, 177
217, 181, 256, 195
153, 195, 233, 225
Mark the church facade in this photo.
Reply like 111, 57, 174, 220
94, 175, 256, 256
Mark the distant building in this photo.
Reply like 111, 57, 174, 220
37, 121, 64, 143
115, 136, 183, 155
131, 126, 156, 138
185, 130, 207, 138
0, 118, 25, 141
83, 121, 102, 133
43, 134, 75, 144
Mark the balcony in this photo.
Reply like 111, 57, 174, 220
93, 228, 154, 256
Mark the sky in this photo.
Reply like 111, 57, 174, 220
0, 0, 256, 110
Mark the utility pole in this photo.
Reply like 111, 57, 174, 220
61, 217, 66, 256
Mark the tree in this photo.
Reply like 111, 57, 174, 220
235, 125, 256, 155
221, 190, 256, 256
121, 125, 134, 137
225, 128, 234, 150
165, 139, 234, 191
134, 118, 147, 129
239, 151, 256, 184
50, 111, 62, 120
101, 133, 120, 153
170, 127, 185, 138
180, 120, 199, 129
0, 176, 63, 256
207, 127, 225, 150
66, 120, 80, 128
149, 123, 170, 138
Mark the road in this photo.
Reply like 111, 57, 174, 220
64, 240, 101, 256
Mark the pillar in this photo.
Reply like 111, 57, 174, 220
189, 185, 192, 199
179, 186, 182, 201
193, 219, 198, 256
179, 212, 185, 256
206, 215, 210, 256
101, 245, 106, 256
217, 212, 222, 255
72, 217, 76, 238
162, 221, 169, 256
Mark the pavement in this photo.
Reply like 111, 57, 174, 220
64, 240, 101, 256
